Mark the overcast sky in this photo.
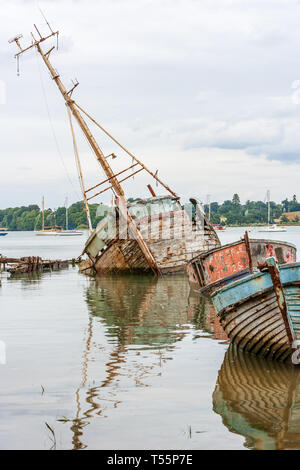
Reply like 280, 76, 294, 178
1, 0, 300, 209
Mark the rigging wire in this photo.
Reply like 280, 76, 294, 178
34, 47, 82, 201
74, 101, 178, 198
66, 106, 93, 232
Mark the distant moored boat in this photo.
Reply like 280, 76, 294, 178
212, 224, 226, 231
258, 224, 286, 233
58, 230, 83, 236
258, 190, 286, 232
35, 197, 63, 236
57, 197, 83, 236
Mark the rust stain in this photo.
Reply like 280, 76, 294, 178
203, 241, 248, 283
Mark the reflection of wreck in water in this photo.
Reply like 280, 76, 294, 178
213, 345, 300, 450
86, 275, 194, 348
188, 293, 228, 342
7, 271, 43, 285
63, 275, 196, 449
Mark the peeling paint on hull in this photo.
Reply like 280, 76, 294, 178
80, 198, 221, 275
211, 262, 300, 363
187, 238, 296, 293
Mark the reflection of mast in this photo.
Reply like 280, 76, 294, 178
68, 309, 128, 450
70, 314, 94, 450
63, 275, 192, 448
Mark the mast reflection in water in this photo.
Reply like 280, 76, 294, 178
65, 274, 203, 449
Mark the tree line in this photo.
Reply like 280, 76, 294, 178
0, 202, 103, 231
1, 194, 300, 230
205, 194, 300, 225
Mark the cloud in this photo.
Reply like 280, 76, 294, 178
2, 0, 300, 208
183, 118, 283, 151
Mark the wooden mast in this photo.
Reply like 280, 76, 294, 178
66, 105, 93, 232
42, 196, 45, 231
267, 189, 270, 227
65, 197, 68, 231
34, 41, 125, 198
10, 24, 160, 274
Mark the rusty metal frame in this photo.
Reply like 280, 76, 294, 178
86, 163, 140, 194
147, 184, 157, 197
86, 168, 144, 201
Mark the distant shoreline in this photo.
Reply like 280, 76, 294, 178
226, 223, 300, 227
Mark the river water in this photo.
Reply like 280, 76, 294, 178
1, 227, 300, 450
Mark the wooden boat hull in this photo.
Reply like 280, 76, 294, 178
81, 198, 220, 275
58, 231, 83, 236
187, 238, 296, 293
211, 261, 300, 362
84, 225, 219, 275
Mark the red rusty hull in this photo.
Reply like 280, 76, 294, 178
188, 238, 297, 293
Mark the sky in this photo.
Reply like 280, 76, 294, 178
1, 0, 300, 209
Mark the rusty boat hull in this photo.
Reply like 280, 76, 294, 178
211, 259, 300, 363
187, 237, 296, 293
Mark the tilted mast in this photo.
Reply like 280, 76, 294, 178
35, 39, 125, 198
9, 22, 170, 274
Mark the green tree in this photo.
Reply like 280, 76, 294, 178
232, 194, 241, 206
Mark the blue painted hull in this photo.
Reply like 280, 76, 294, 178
211, 262, 300, 362
212, 263, 300, 312
0, 232, 8, 236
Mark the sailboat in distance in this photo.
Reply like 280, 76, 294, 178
258, 190, 286, 233
35, 196, 62, 236
58, 197, 83, 236
10, 21, 220, 274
